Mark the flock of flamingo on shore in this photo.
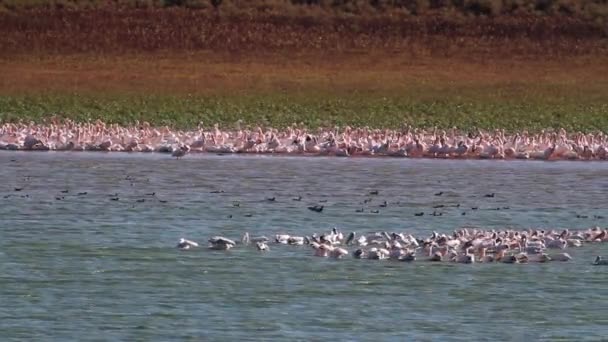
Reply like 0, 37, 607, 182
178, 226, 608, 265
2, 120, 608, 160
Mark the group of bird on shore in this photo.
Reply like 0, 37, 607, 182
2, 120, 608, 160
177, 226, 608, 265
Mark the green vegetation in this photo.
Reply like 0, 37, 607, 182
2, 92, 607, 132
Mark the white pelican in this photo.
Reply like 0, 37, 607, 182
549, 253, 573, 262
330, 247, 348, 259
256, 242, 269, 251
208, 236, 236, 250
176, 238, 199, 250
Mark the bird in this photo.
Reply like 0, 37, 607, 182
172, 145, 190, 159
208, 236, 236, 250
592, 256, 608, 265
177, 238, 199, 250
256, 242, 269, 251
308, 205, 324, 213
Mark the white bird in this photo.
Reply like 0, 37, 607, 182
330, 247, 348, 259
208, 236, 236, 250
256, 242, 269, 251
550, 252, 573, 262
176, 238, 199, 250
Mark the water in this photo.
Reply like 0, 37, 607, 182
1, 152, 607, 341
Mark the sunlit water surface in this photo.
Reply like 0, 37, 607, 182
1, 153, 607, 341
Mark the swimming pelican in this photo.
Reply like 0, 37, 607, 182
176, 238, 199, 250
287, 236, 305, 245
353, 249, 365, 259
400, 251, 416, 262
330, 247, 348, 259
549, 252, 573, 262
368, 247, 389, 260
256, 241, 269, 251
275, 234, 291, 244
242, 232, 250, 245
208, 236, 236, 250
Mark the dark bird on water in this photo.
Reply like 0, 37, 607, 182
308, 205, 324, 213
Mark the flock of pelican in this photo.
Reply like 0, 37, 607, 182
178, 226, 608, 265
2, 120, 608, 160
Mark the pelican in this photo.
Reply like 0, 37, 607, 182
353, 248, 366, 259
400, 251, 416, 262
330, 247, 348, 259
208, 236, 236, 250
242, 232, 250, 245
275, 234, 291, 244
368, 247, 389, 260
256, 241, 269, 251
550, 252, 573, 262
501, 255, 518, 264
172, 144, 190, 159
287, 236, 305, 245
176, 238, 199, 250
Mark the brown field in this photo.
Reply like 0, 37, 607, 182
0, 8, 607, 129
1, 9, 607, 95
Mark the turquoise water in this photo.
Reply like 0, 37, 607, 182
1, 152, 607, 341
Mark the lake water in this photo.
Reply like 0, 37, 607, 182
1, 152, 607, 341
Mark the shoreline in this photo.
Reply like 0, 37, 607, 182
2, 121, 606, 161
